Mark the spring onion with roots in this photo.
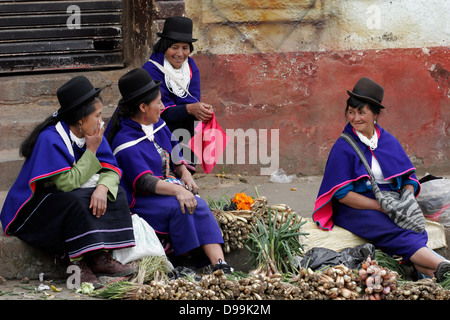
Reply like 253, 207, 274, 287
440, 272, 450, 290
131, 255, 172, 285
94, 281, 140, 300
246, 208, 308, 276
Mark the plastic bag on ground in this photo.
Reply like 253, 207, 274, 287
113, 214, 166, 264
299, 243, 376, 270
269, 168, 297, 183
417, 177, 450, 227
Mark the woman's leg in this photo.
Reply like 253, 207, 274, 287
202, 243, 233, 273
134, 195, 223, 257
202, 243, 225, 265
410, 247, 445, 278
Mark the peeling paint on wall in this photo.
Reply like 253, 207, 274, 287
187, 0, 331, 53
186, 0, 449, 53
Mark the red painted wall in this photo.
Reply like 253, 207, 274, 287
194, 46, 449, 175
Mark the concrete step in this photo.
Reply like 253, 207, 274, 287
0, 149, 23, 191
0, 104, 55, 151
0, 231, 67, 280
0, 70, 122, 112
0, 190, 66, 280
0, 103, 117, 151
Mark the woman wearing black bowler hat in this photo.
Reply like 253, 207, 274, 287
313, 77, 450, 282
106, 68, 232, 273
0, 76, 136, 288
142, 16, 213, 174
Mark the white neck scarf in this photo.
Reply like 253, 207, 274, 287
141, 123, 154, 141
356, 129, 378, 150
69, 130, 86, 148
163, 56, 190, 98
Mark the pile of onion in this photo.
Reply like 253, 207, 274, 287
357, 256, 399, 300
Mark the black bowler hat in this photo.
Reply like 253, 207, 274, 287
118, 68, 161, 104
157, 16, 197, 43
56, 76, 101, 115
347, 77, 386, 109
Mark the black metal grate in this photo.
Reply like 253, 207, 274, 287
0, 0, 124, 74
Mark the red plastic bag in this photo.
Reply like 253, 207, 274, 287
188, 112, 230, 174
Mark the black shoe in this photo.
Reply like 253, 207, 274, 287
212, 259, 234, 274
435, 261, 450, 282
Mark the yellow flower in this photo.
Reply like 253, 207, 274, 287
232, 192, 254, 210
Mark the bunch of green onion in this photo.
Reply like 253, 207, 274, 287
246, 208, 308, 275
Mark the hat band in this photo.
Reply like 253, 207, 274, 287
122, 81, 159, 102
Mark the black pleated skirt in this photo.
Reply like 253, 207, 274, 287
12, 186, 135, 259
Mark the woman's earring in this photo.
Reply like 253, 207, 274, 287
78, 122, 83, 134
374, 119, 377, 124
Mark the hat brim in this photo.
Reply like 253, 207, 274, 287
119, 81, 161, 105
58, 87, 102, 116
156, 32, 197, 43
347, 90, 385, 109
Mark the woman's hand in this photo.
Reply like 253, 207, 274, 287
90, 184, 109, 218
85, 119, 105, 155
154, 176, 199, 215
186, 102, 213, 122
180, 170, 199, 195
175, 186, 197, 215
